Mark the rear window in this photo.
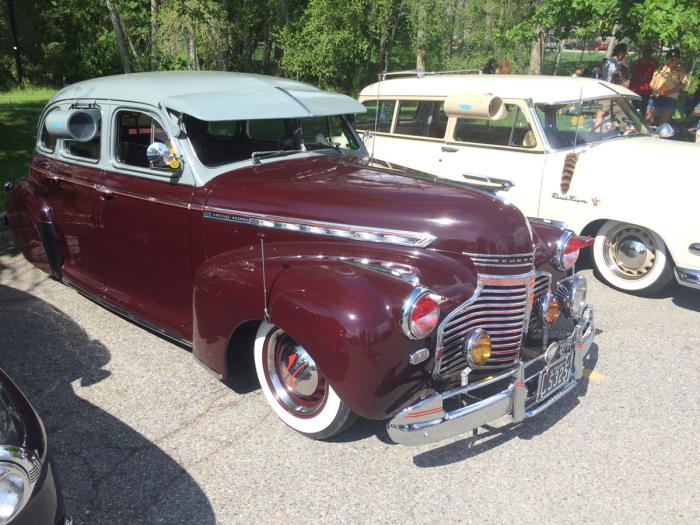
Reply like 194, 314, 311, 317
355, 100, 396, 132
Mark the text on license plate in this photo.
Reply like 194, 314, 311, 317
537, 354, 572, 402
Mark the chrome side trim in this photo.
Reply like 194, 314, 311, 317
31, 166, 203, 211
203, 207, 437, 248
689, 243, 700, 257
62, 279, 193, 347
674, 267, 700, 290
340, 258, 420, 286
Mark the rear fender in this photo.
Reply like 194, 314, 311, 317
192, 240, 477, 416
4, 179, 63, 279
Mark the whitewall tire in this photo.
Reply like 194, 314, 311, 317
253, 322, 357, 439
592, 221, 674, 295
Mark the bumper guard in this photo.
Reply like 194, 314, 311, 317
387, 305, 595, 445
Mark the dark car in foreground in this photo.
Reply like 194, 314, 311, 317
4, 72, 595, 446
0, 368, 70, 524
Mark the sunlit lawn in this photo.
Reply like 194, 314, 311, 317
544, 50, 608, 76
0, 88, 55, 212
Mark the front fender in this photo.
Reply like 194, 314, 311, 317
5, 178, 63, 279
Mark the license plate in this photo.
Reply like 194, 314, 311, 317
537, 354, 572, 402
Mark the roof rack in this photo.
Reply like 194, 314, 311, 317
379, 69, 481, 81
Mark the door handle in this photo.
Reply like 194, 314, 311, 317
47, 172, 61, 184
441, 147, 459, 153
99, 189, 114, 200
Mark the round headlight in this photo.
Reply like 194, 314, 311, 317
0, 463, 29, 523
463, 329, 491, 366
555, 276, 587, 318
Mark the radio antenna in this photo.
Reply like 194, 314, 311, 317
371, 71, 385, 160
573, 87, 583, 151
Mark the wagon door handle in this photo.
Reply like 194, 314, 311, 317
99, 189, 114, 200
441, 147, 459, 153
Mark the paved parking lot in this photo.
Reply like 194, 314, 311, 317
1, 229, 699, 524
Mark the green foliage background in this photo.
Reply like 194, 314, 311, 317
1, 0, 699, 94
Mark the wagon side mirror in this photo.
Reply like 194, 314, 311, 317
654, 123, 675, 139
146, 142, 181, 169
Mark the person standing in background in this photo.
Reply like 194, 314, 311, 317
629, 44, 658, 114
482, 58, 497, 74
601, 44, 628, 82
572, 67, 582, 77
495, 59, 511, 74
646, 48, 687, 126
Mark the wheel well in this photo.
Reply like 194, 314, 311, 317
225, 320, 261, 371
580, 219, 606, 239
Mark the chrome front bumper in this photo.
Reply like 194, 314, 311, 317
675, 267, 700, 290
387, 306, 595, 445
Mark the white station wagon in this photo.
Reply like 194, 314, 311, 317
357, 73, 700, 295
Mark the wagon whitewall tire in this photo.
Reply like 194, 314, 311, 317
254, 322, 357, 439
592, 220, 674, 295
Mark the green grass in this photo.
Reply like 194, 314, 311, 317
543, 50, 608, 76
0, 88, 55, 212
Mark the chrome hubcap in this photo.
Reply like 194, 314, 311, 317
265, 328, 326, 416
603, 225, 657, 280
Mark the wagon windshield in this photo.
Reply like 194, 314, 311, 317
185, 114, 364, 167
534, 97, 651, 150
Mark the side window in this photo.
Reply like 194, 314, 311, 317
39, 122, 57, 153
115, 111, 173, 170
453, 104, 535, 148
355, 100, 396, 132
394, 100, 446, 139
66, 119, 101, 160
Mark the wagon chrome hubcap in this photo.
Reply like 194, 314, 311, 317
604, 225, 657, 280
264, 328, 327, 416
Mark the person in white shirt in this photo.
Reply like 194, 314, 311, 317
572, 68, 582, 77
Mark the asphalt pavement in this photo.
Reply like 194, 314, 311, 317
1, 230, 698, 524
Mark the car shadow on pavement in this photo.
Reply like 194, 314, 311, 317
410, 343, 600, 467
0, 283, 216, 525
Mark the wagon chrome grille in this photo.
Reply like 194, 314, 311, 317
435, 273, 535, 377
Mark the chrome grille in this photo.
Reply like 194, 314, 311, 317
529, 272, 553, 331
435, 273, 534, 377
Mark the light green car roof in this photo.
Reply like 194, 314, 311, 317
48, 71, 366, 121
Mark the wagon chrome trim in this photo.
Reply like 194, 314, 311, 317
203, 207, 437, 248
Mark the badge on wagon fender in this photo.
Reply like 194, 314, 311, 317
591, 197, 601, 206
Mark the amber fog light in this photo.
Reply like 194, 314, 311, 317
555, 276, 588, 318
463, 329, 491, 366
539, 293, 560, 324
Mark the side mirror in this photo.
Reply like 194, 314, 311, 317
655, 123, 675, 139
146, 142, 181, 169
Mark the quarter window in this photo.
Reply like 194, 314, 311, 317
115, 111, 173, 170
39, 122, 57, 153
453, 104, 536, 148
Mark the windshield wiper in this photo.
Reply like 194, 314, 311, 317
251, 149, 302, 166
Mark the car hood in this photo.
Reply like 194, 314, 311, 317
205, 155, 534, 256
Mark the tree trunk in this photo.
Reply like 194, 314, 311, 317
150, 0, 158, 71
106, 0, 132, 74
385, 0, 404, 73
552, 40, 563, 75
416, 1, 426, 71
6, 0, 23, 87
261, 31, 272, 74
377, 17, 388, 74
529, 30, 543, 75
364, 1, 376, 83
188, 30, 200, 70
115, 3, 139, 59
605, 24, 619, 58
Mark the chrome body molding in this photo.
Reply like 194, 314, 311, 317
203, 206, 437, 248
340, 258, 420, 286
62, 279, 193, 347
388, 305, 594, 445
689, 243, 700, 257
31, 165, 203, 211
527, 216, 568, 230
674, 267, 700, 290
463, 251, 535, 269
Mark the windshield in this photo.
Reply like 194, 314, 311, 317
534, 97, 651, 149
186, 115, 364, 167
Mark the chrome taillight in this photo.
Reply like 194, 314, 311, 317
553, 231, 593, 270
400, 288, 451, 340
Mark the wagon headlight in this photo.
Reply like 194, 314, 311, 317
401, 288, 452, 340
555, 275, 588, 318
553, 231, 594, 270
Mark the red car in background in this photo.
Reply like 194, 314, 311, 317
586, 42, 608, 51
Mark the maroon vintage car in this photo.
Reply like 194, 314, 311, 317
3, 72, 595, 445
